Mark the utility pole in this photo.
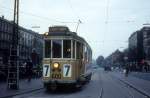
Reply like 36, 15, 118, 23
7, 0, 20, 89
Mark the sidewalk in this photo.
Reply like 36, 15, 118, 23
130, 72, 150, 81
111, 71, 150, 97
0, 78, 43, 98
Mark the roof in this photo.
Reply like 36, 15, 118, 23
45, 26, 92, 50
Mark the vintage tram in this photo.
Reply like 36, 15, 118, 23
42, 26, 92, 90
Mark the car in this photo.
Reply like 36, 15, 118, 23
104, 66, 111, 71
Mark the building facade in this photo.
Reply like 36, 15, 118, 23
128, 27, 150, 71
143, 27, 150, 71
0, 17, 13, 69
0, 17, 43, 77
128, 30, 144, 71
19, 27, 43, 67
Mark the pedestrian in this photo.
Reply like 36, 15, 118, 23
36, 64, 41, 78
143, 61, 147, 72
26, 58, 33, 82
125, 64, 129, 77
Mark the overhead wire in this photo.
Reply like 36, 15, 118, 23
66, 0, 80, 20
102, 0, 128, 55
0, 5, 78, 24
66, 0, 82, 32
101, 0, 110, 54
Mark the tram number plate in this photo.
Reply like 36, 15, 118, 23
63, 64, 72, 77
52, 74, 61, 79
43, 64, 50, 77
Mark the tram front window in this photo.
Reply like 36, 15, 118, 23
52, 40, 62, 58
63, 40, 71, 58
45, 40, 51, 58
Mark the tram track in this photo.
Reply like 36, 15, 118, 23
99, 88, 103, 98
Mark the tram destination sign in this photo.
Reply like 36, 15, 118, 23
49, 26, 69, 32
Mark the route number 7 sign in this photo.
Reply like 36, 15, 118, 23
63, 64, 72, 77
43, 64, 50, 77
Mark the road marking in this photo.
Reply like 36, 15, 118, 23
98, 71, 103, 98
99, 88, 103, 98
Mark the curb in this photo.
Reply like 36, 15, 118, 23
0, 87, 44, 98
116, 76, 150, 98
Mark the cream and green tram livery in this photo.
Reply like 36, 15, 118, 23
42, 26, 92, 90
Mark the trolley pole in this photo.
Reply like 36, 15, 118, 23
7, 0, 20, 89
75, 19, 82, 33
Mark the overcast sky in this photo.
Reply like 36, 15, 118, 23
0, 0, 150, 59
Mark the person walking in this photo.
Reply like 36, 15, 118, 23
125, 64, 129, 77
26, 59, 33, 82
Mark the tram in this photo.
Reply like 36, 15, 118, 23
42, 26, 92, 90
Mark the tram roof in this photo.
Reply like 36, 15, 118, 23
44, 26, 92, 50
47, 29, 85, 42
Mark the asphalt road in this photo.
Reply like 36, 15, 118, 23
13, 69, 146, 98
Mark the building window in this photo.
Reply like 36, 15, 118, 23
4, 22, 7, 32
147, 47, 150, 60
1, 21, 4, 31
1, 33, 4, 40
0, 20, 2, 31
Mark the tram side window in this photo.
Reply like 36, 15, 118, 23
76, 42, 83, 59
84, 46, 88, 61
45, 40, 51, 58
63, 40, 71, 58
73, 40, 75, 58
52, 40, 62, 58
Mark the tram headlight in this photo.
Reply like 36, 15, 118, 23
53, 62, 59, 69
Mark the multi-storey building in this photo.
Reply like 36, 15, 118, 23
0, 16, 43, 78
128, 30, 144, 71
0, 17, 13, 68
19, 27, 43, 67
143, 26, 150, 70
